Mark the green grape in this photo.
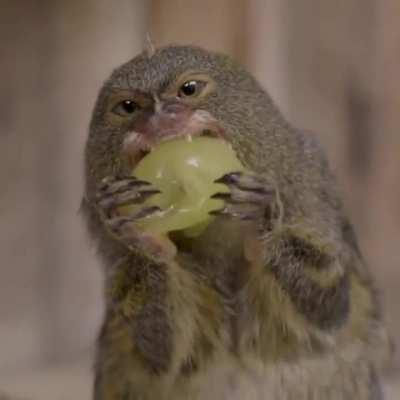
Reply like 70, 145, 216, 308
119, 136, 244, 236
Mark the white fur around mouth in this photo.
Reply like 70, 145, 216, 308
121, 109, 228, 168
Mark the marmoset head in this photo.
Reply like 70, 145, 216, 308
86, 45, 285, 192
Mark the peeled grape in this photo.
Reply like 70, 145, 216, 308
119, 136, 244, 236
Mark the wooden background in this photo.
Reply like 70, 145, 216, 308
0, 1, 399, 398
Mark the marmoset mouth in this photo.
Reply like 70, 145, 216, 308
122, 126, 227, 168
121, 109, 228, 168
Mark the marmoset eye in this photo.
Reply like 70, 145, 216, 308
112, 100, 139, 116
178, 80, 206, 97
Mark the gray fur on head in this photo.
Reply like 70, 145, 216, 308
87, 46, 293, 194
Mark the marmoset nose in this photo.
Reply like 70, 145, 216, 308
161, 101, 188, 116
130, 100, 193, 139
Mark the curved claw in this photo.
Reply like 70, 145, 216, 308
211, 171, 275, 221
96, 175, 160, 212
210, 192, 231, 201
211, 189, 272, 205
209, 206, 260, 221
97, 188, 161, 210
106, 206, 162, 231
98, 175, 148, 191
97, 177, 151, 195
214, 171, 242, 185
215, 172, 273, 193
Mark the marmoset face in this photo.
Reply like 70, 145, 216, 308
89, 46, 270, 172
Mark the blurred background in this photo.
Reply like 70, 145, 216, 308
0, 0, 399, 398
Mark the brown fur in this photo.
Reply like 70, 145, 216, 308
82, 45, 391, 399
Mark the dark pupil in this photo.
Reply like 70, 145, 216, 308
181, 81, 197, 96
122, 100, 136, 113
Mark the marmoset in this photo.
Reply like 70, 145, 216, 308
82, 45, 391, 399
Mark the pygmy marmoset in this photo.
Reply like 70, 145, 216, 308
82, 45, 391, 399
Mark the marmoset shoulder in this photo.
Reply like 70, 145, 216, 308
82, 45, 391, 400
